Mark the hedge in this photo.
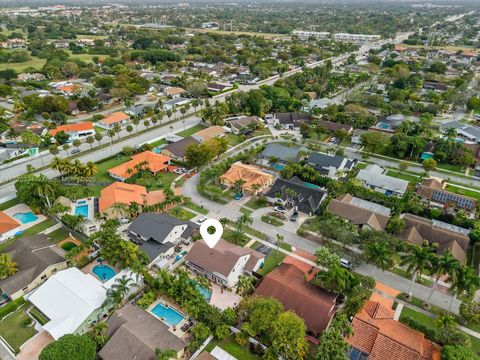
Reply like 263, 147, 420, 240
0, 297, 26, 320
400, 316, 437, 341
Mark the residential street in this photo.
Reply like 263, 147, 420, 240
182, 173, 461, 314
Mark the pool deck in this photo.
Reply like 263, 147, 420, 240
81, 260, 117, 282
70, 197, 96, 222
148, 299, 189, 339
3, 204, 46, 235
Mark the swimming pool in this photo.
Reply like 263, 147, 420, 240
303, 181, 320, 190
92, 265, 116, 281
77, 200, 87, 205
150, 302, 185, 326
75, 204, 89, 218
196, 284, 212, 302
12, 212, 38, 224
377, 122, 391, 130
271, 163, 285, 171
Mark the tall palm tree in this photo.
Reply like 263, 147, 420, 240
316, 264, 352, 293
50, 156, 63, 174
195, 275, 211, 290
449, 266, 480, 312
235, 275, 256, 296
426, 251, 460, 306
363, 240, 395, 276
83, 161, 98, 177
0, 253, 18, 279
400, 243, 435, 298
111, 275, 135, 300
34, 175, 55, 208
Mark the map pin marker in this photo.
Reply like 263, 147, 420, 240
200, 218, 223, 248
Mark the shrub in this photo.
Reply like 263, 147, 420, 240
399, 317, 437, 341
137, 291, 156, 309
0, 297, 25, 320
40, 334, 96, 360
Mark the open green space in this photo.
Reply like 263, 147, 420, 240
204, 335, 262, 360
184, 202, 209, 215
240, 207, 253, 216
94, 154, 130, 183
0, 305, 37, 353
28, 306, 48, 326
0, 198, 20, 211
261, 214, 284, 227
386, 170, 421, 183
47, 227, 69, 243
244, 197, 268, 210
20, 219, 54, 238
257, 250, 287, 276
175, 125, 205, 138
148, 138, 168, 148
399, 306, 437, 329
243, 225, 267, 241
226, 133, 243, 147
168, 207, 196, 220
437, 163, 465, 174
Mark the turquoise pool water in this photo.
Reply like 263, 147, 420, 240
151, 303, 185, 326
303, 181, 320, 190
272, 163, 285, 171
75, 204, 89, 218
77, 200, 87, 205
377, 122, 391, 129
13, 212, 38, 224
92, 265, 116, 281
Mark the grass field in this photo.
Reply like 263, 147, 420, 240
0, 305, 37, 353
0, 198, 20, 211
204, 335, 262, 360
184, 202, 209, 215
20, 219, 54, 237
261, 214, 284, 227
46, 227, 69, 243
175, 125, 205, 138
94, 154, 130, 183
386, 170, 421, 183
257, 250, 287, 276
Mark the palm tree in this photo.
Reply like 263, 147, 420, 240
86, 135, 95, 149
113, 123, 122, 140
316, 264, 352, 293
62, 143, 70, 156
34, 175, 55, 208
92, 321, 108, 346
107, 130, 115, 152
155, 348, 177, 360
195, 275, 211, 290
235, 275, 256, 296
111, 202, 128, 218
83, 161, 98, 177
449, 266, 480, 312
72, 139, 81, 152
400, 243, 435, 298
94, 133, 103, 147
50, 156, 63, 174
363, 240, 395, 276
426, 251, 460, 307
0, 253, 18, 279
111, 275, 135, 300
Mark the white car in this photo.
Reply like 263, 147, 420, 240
274, 206, 287, 214
195, 216, 208, 225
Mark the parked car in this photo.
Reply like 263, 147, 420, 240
340, 258, 353, 270
274, 206, 287, 214
195, 216, 208, 225
71, 148, 81, 154
290, 211, 299, 221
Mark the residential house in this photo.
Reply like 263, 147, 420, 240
68, 101, 80, 115
49, 122, 95, 142
347, 301, 440, 360
99, 304, 186, 360
97, 93, 114, 105
207, 83, 232, 92
271, 112, 309, 130
161, 137, 200, 161
307, 152, 356, 178
0, 211, 20, 241
97, 112, 130, 130
163, 97, 190, 111
225, 116, 263, 134
307, 98, 340, 111
423, 80, 448, 92
327, 194, 391, 231
184, 239, 265, 288
316, 120, 353, 134
357, 164, 409, 197
399, 214, 470, 264
107, 151, 171, 181
258, 143, 301, 166
17, 73, 45, 82
99, 182, 181, 219
416, 177, 477, 212
219, 162, 275, 195
28, 267, 107, 340
0, 234, 67, 300
128, 213, 198, 266
56, 84, 81, 96
439, 120, 480, 144
192, 125, 227, 142
255, 263, 337, 335
124, 103, 154, 117
265, 176, 327, 215
164, 86, 185, 98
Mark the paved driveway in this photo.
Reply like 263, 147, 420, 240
17, 331, 54, 360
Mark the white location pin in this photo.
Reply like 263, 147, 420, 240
200, 218, 223, 248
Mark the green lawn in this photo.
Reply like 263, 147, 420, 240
95, 154, 130, 183
244, 197, 268, 210
243, 225, 267, 241
391, 267, 433, 287
356, 162, 368, 170
184, 202, 209, 215
0, 198, 20, 211
148, 138, 168, 148
240, 207, 253, 216
0, 305, 37, 353
386, 170, 421, 184
446, 185, 480, 201
46, 227, 69, 243
175, 125, 206, 138
257, 250, 287, 276
261, 215, 284, 227
28, 306, 48, 326
0, 57, 47, 72
399, 307, 437, 329
204, 335, 261, 360
437, 163, 465, 174
226, 133, 243, 147
168, 207, 196, 220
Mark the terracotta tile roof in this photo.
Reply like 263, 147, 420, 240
144, 188, 182, 206
399, 214, 470, 264
0, 211, 20, 234
99, 182, 148, 213
49, 122, 94, 136
193, 125, 226, 142
219, 162, 275, 194
348, 301, 440, 360
101, 112, 130, 125
327, 194, 390, 231
108, 151, 171, 180
255, 263, 337, 334
57, 84, 80, 93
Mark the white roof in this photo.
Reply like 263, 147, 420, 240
357, 165, 409, 195
28, 267, 106, 340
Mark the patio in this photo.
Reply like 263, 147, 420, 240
210, 283, 242, 310
17, 331, 54, 360
3, 204, 46, 237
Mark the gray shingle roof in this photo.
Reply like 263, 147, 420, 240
307, 152, 347, 169
260, 144, 300, 162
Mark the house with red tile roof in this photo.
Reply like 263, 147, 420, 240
107, 151, 172, 181
0, 211, 20, 241
97, 112, 130, 130
99, 182, 181, 219
255, 263, 337, 335
49, 122, 95, 141
347, 301, 440, 360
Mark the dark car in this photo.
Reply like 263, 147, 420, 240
290, 211, 299, 221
